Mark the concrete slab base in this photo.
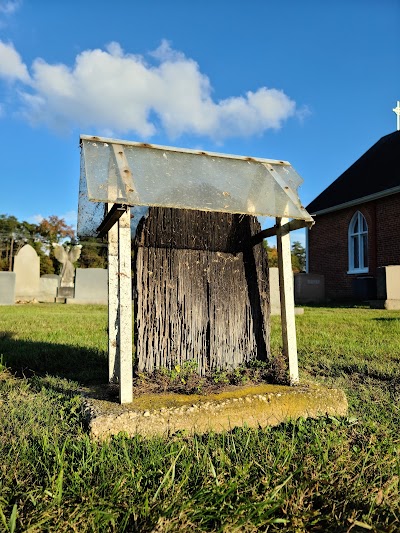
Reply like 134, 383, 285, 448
83, 383, 348, 439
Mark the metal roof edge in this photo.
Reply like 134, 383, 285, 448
309, 185, 400, 216
79, 134, 290, 166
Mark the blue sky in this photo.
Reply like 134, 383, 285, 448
0, 0, 399, 246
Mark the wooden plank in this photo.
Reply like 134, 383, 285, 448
118, 207, 133, 403
276, 216, 299, 384
251, 219, 312, 246
97, 203, 127, 238
111, 144, 138, 203
134, 207, 270, 373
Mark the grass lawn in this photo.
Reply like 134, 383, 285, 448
0, 304, 399, 532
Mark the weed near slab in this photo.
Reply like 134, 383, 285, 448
132, 356, 288, 397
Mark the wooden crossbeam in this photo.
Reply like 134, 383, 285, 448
97, 204, 127, 238
250, 218, 311, 246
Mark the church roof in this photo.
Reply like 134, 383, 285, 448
307, 130, 400, 215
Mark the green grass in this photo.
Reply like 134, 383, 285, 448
0, 304, 108, 383
0, 304, 399, 532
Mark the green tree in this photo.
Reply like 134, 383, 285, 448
263, 239, 306, 272
77, 238, 107, 269
291, 240, 306, 273
36, 216, 76, 275
0, 215, 37, 271
263, 241, 279, 267
0, 214, 77, 274
37, 215, 75, 244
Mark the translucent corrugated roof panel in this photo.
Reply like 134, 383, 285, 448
78, 135, 313, 237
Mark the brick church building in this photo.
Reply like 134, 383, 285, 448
307, 130, 400, 301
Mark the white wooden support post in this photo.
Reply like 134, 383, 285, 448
117, 207, 133, 403
107, 205, 133, 403
276, 217, 299, 384
108, 203, 119, 382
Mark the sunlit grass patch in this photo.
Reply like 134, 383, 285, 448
0, 305, 399, 531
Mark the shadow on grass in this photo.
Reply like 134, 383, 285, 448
0, 331, 108, 384
303, 301, 370, 309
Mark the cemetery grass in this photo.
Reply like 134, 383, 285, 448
0, 306, 399, 532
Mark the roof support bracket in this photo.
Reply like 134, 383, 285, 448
97, 203, 128, 238
251, 219, 313, 247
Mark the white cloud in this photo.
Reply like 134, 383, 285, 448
28, 214, 44, 224
0, 0, 21, 15
60, 210, 77, 228
27, 211, 77, 232
0, 38, 300, 141
0, 41, 30, 82
28, 210, 76, 225
150, 38, 186, 63
296, 104, 312, 124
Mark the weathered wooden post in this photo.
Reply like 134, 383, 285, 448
276, 217, 299, 384
134, 208, 270, 374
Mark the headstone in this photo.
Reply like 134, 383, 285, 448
57, 286, 75, 299
269, 267, 281, 315
352, 276, 376, 301
294, 273, 325, 304
39, 274, 60, 302
269, 267, 304, 315
377, 265, 400, 300
13, 244, 40, 301
67, 268, 108, 304
370, 265, 400, 310
0, 272, 16, 305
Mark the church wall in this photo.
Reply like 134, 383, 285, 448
306, 194, 400, 301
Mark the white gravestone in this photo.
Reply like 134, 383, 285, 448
370, 265, 400, 310
13, 244, 40, 301
0, 272, 16, 305
269, 267, 304, 316
39, 274, 60, 302
67, 268, 108, 304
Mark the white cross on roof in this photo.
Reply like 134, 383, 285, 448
393, 100, 400, 131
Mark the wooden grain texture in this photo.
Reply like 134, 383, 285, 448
134, 208, 270, 374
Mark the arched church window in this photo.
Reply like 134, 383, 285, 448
348, 211, 368, 273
